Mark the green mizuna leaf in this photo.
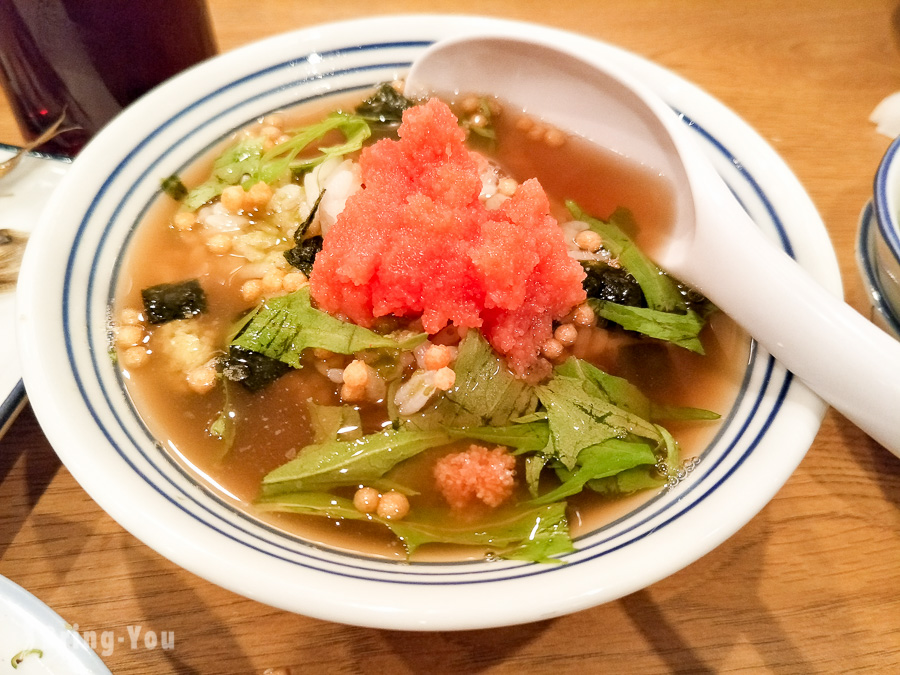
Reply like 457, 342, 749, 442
184, 137, 265, 210
255, 494, 574, 564
446, 421, 550, 452
536, 374, 661, 470
589, 300, 706, 354
587, 466, 666, 496
524, 454, 548, 498
231, 286, 426, 368
181, 114, 371, 210
529, 439, 658, 506
567, 201, 686, 313
383, 502, 573, 562
261, 113, 371, 181
430, 332, 538, 427
260, 427, 451, 495
555, 357, 718, 422
256, 491, 367, 520
307, 402, 363, 444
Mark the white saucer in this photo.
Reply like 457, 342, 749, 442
0, 574, 110, 673
0, 146, 69, 438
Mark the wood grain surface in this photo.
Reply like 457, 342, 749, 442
1, 1, 899, 672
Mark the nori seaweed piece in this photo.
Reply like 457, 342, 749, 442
141, 279, 207, 324
581, 261, 645, 307
355, 83, 414, 125
283, 191, 324, 275
284, 235, 323, 276
161, 174, 188, 200
219, 345, 291, 392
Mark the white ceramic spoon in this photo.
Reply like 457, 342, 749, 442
406, 35, 900, 458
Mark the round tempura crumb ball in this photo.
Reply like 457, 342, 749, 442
554, 323, 578, 347
247, 181, 273, 209
205, 233, 232, 254
353, 487, 380, 514
375, 491, 410, 520
261, 267, 286, 294
572, 303, 596, 327
460, 96, 481, 114
115, 324, 144, 348
172, 210, 196, 231
186, 364, 217, 394
221, 185, 246, 213
240, 279, 263, 303
282, 271, 308, 293
422, 344, 454, 370
544, 127, 566, 148
119, 308, 143, 325
541, 337, 565, 360
342, 359, 369, 388
515, 116, 534, 133
433, 366, 456, 391
526, 122, 546, 142
120, 346, 149, 369
497, 177, 518, 197
575, 229, 603, 253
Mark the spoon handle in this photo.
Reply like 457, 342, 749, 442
682, 160, 900, 457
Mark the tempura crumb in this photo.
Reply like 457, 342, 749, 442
433, 445, 516, 510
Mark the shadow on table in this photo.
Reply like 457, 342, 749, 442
362, 510, 803, 673
124, 546, 257, 674
0, 404, 62, 555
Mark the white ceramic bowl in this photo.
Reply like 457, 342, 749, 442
866, 137, 900, 334
16, 15, 835, 630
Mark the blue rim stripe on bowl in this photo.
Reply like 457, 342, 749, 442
62, 40, 794, 584
857, 201, 900, 335
874, 135, 900, 267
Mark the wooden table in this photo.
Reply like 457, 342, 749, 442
2, 1, 899, 672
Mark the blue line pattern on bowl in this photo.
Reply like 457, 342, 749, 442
874, 135, 900, 268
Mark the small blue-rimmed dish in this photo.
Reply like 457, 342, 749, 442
16, 15, 836, 630
857, 200, 900, 337
870, 136, 900, 331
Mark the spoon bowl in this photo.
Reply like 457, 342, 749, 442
407, 35, 900, 457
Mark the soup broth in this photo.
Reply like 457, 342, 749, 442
114, 87, 749, 562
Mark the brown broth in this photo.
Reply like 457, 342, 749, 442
116, 93, 750, 561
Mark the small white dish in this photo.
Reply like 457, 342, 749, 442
16, 15, 836, 630
0, 146, 68, 439
0, 575, 110, 674
871, 135, 900, 327
857, 200, 900, 337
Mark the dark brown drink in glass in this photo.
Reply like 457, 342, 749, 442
0, 0, 217, 156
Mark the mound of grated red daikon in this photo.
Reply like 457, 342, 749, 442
309, 98, 585, 376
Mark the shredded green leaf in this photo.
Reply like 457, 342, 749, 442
256, 493, 573, 563
183, 137, 265, 210
590, 300, 706, 354
567, 201, 686, 313
182, 114, 370, 210
208, 376, 237, 454
555, 356, 718, 421
536, 373, 661, 470
428, 332, 538, 427
231, 287, 426, 369
308, 402, 363, 444
529, 439, 658, 505
447, 421, 549, 452
11, 649, 43, 668
260, 427, 451, 495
